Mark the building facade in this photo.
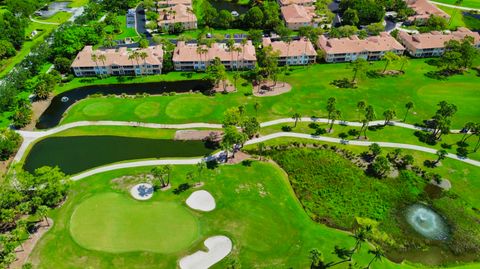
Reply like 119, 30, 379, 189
262, 37, 317, 65
281, 4, 323, 30
398, 28, 480, 57
172, 41, 257, 71
157, 4, 197, 31
71, 46, 164, 77
317, 33, 405, 63
406, 0, 450, 24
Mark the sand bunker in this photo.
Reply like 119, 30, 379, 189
179, 235, 233, 269
130, 183, 154, 200
186, 190, 216, 212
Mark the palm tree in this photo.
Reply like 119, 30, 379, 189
326, 97, 336, 126
398, 55, 409, 72
404, 101, 414, 122
36, 205, 50, 227
382, 51, 399, 73
292, 113, 301, 127
366, 247, 385, 269
128, 50, 138, 75
254, 102, 260, 117
309, 248, 325, 268
196, 160, 206, 179
329, 110, 341, 132
459, 122, 477, 144
91, 53, 99, 75
226, 38, 235, 71
240, 38, 247, 69
151, 166, 166, 188
164, 165, 172, 186
139, 51, 148, 75
221, 140, 231, 160
357, 100, 366, 120
383, 109, 396, 125
360, 105, 375, 139
435, 149, 447, 165
257, 142, 266, 160
98, 54, 107, 77
351, 226, 371, 253
349, 58, 368, 83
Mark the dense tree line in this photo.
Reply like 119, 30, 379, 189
201, 0, 283, 32
0, 166, 70, 268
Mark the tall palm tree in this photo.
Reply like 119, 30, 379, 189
240, 38, 247, 69
382, 51, 399, 73
366, 247, 384, 269
226, 38, 235, 71
329, 110, 341, 132
98, 54, 107, 77
399, 55, 409, 72
139, 51, 148, 75
404, 101, 414, 122
292, 113, 301, 127
36, 205, 50, 227
91, 54, 99, 75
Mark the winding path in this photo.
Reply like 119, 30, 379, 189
15, 118, 478, 180
67, 131, 479, 181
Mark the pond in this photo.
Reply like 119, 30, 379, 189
23, 136, 214, 175
36, 80, 213, 129
208, 0, 249, 14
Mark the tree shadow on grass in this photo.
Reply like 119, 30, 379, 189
173, 183, 191, 195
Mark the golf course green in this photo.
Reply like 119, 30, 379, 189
70, 193, 199, 253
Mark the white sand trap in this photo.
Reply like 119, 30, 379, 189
130, 183, 153, 200
186, 190, 216, 211
179, 235, 233, 269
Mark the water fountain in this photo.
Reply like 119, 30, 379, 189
405, 204, 450, 240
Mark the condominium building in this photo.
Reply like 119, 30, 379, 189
281, 4, 323, 30
157, 4, 197, 31
262, 37, 317, 65
71, 46, 164, 77
172, 41, 257, 71
398, 27, 480, 57
277, 0, 316, 6
406, 0, 450, 24
317, 32, 405, 63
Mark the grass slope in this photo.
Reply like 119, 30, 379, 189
433, 0, 480, 9
30, 162, 415, 269
60, 59, 480, 128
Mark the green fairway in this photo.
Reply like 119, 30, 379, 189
70, 193, 199, 253
29, 158, 480, 268
438, 6, 480, 30
60, 59, 480, 128
433, 0, 480, 9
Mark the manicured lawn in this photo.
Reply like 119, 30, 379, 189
439, 6, 480, 30
433, 0, 480, 9
70, 193, 199, 253
112, 15, 139, 40
61, 59, 480, 128
30, 162, 418, 269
